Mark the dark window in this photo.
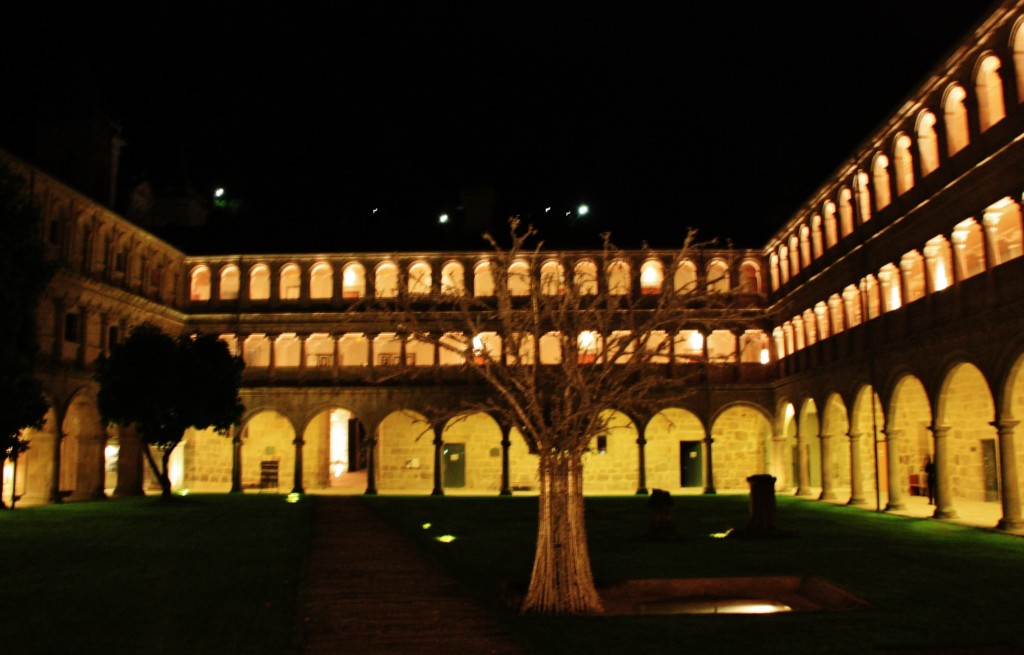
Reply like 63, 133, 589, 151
596, 435, 608, 454
115, 250, 127, 273
64, 313, 80, 343
108, 325, 119, 348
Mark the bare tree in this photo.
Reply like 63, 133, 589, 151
380, 220, 750, 614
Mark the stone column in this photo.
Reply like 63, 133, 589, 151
364, 423, 378, 495
70, 431, 106, 500
113, 424, 145, 497
818, 432, 837, 500
635, 427, 648, 496
230, 426, 243, 493
431, 424, 445, 496
930, 424, 957, 519
847, 431, 868, 506
992, 420, 1024, 531
366, 333, 377, 369
703, 433, 716, 495
884, 428, 907, 511
982, 212, 1002, 269
21, 430, 58, 505
50, 431, 64, 504
291, 436, 305, 494
499, 426, 512, 496
795, 424, 813, 497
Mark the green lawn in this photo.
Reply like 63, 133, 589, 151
0, 494, 312, 655
364, 494, 1024, 655
2, 493, 1022, 655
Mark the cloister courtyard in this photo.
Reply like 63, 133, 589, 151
2, 490, 1022, 655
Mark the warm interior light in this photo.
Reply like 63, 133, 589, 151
934, 260, 949, 291
689, 331, 704, 351
759, 349, 770, 365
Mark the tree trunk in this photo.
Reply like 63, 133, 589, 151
521, 448, 603, 615
142, 445, 174, 500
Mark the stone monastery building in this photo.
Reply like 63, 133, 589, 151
8, 0, 1024, 532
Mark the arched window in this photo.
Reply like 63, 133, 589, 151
508, 260, 531, 296
707, 330, 736, 363
900, 250, 926, 304
951, 218, 986, 280
310, 262, 333, 300
407, 261, 432, 295
771, 327, 785, 360
810, 215, 823, 259
274, 333, 301, 367
828, 294, 844, 334
917, 110, 940, 177
375, 261, 398, 298
574, 259, 598, 295
815, 303, 830, 342
440, 261, 465, 295
782, 322, 795, 355
787, 235, 800, 276
842, 285, 861, 328
540, 260, 566, 296
768, 253, 780, 291
798, 225, 811, 268
219, 265, 239, 300
923, 235, 953, 293
738, 260, 761, 292
250, 264, 270, 301
243, 334, 270, 367
792, 315, 806, 350
983, 197, 1024, 265
802, 309, 817, 346
944, 84, 970, 156
739, 330, 768, 364
280, 263, 301, 300
539, 332, 562, 364
871, 154, 891, 211
472, 332, 502, 364
607, 259, 630, 295
778, 245, 790, 284
673, 260, 697, 294
190, 265, 211, 301
823, 201, 838, 248
1014, 25, 1024, 101
338, 333, 369, 366
639, 259, 663, 295
341, 263, 365, 299
577, 330, 601, 364
878, 263, 902, 312
893, 133, 914, 196
474, 261, 495, 297
861, 275, 881, 320
854, 170, 871, 223
707, 259, 730, 292
976, 54, 1006, 132
838, 188, 855, 236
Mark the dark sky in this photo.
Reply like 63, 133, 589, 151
1, 1, 998, 252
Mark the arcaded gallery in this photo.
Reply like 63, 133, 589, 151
8, 1, 1024, 532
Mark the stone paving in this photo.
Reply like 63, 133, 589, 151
299, 496, 525, 655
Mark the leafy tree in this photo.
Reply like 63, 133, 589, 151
96, 324, 245, 499
386, 220, 745, 614
0, 162, 53, 503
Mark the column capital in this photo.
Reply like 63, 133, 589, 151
848, 431, 862, 440
928, 424, 952, 438
992, 419, 1020, 431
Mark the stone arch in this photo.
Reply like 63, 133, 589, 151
892, 132, 915, 195
440, 260, 465, 295
301, 405, 367, 490
508, 259, 531, 296
473, 260, 495, 297
407, 260, 432, 295
374, 261, 399, 298
583, 408, 637, 493
240, 408, 296, 491
574, 259, 598, 295
341, 262, 366, 298
710, 402, 771, 491
975, 53, 1006, 132
279, 262, 301, 300
871, 153, 892, 211
936, 361, 999, 504
61, 387, 108, 500
943, 83, 970, 156
774, 399, 798, 489
189, 264, 211, 302
442, 412, 504, 491
798, 398, 822, 490
607, 259, 631, 296
309, 261, 333, 300
639, 258, 664, 295
706, 258, 730, 292
219, 264, 240, 300
540, 259, 566, 296
645, 407, 705, 491
851, 384, 885, 503
916, 109, 941, 177
377, 409, 433, 492
821, 392, 851, 497
823, 200, 839, 247
674, 259, 698, 294
1013, 18, 1024, 101
887, 374, 932, 509
249, 263, 271, 301
17, 403, 60, 505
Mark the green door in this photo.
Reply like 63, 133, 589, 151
444, 443, 466, 488
679, 441, 703, 487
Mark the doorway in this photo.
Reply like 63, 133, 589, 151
679, 441, 703, 487
444, 443, 466, 488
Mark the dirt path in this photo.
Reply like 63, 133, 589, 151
300, 496, 526, 655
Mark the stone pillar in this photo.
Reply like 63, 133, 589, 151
703, 433, 716, 495
847, 431, 868, 506
69, 431, 106, 500
50, 431, 64, 504
291, 436, 305, 494
499, 426, 512, 496
113, 424, 145, 497
364, 424, 378, 495
795, 424, 813, 497
636, 428, 648, 496
366, 333, 377, 369
818, 432, 837, 500
884, 428, 907, 511
992, 420, 1024, 531
21, 431, 58, 505
930, 424, 957, 519
267, 333, 277, 379
431, 424, 445, 496
230, 426, 243, 493
982, 211, 1002, 269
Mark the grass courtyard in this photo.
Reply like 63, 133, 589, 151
1, 492, 1022, 654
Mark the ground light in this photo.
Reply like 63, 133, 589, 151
286, 493, 301, 503
435, 535, 457, 544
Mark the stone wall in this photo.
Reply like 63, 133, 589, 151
182, 427, 233, 491
711, 405, 769, 491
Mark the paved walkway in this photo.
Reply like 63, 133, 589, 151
299, 496, 526, 655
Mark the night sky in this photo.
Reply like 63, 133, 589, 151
1, 2, 998, 252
